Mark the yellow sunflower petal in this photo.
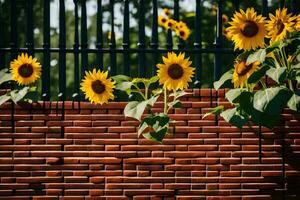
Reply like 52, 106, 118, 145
266, 8, 296, 42
232, 60, 260, 88
156, 52, 195, 91
10, 53, 42, 85
80, 69, 115, 105
227, 8, 266, 51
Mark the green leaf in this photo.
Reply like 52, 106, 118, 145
287, 66, 300, 83
238, 91, 253, 114
10, 87, 30, 104
124, 96, 159, 121
115, 81, 133, 91
213, 69, 234, 90
0, 69, 12, 85
220, 108, 247, 129
266, 40, 281, 53
246, 49, 266, 65
203, 105, 224, 119
111, 75, 131, 83
124, 101, 148, 121
23, 91, 40, 103
143, 127, 168, 143
168, 100, 182, 108
138, 114, 170, 142
266, 67, 286, 84
147, 95, 159, 106
152, 88, 163, 95
169, 90, 191, 98
0, 94, 11, 106
247, 65, 270, 84
251, 108, 279, 129
253, 86, 292, 116
149, 76, 159, 84
225, 88, 242, 104
287, 92, 300, 112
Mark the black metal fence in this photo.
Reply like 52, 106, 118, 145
0, 0, 299, 102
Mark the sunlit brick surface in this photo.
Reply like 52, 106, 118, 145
0, 89, 300, 199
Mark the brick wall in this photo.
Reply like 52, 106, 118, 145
0, 89, 300, 200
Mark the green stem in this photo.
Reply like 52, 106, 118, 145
163, 88, 167, 114
145, 86, 148, 100
288, 80, 294, 91
132, 84, 146, 100
167, 90, 177, 113
274, 50, 284, 68
260, 80, 267, 89
281, 46, 289, 69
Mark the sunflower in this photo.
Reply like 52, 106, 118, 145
226, 8, 266, 51
266, 8, 296, 42
232, 60, 260, 88
165, 19, 177, 30
157, 52, 194, 91
295, 14, 300, 30
10, 53, 42, 85
211, 4, 218, 16
223, 27, 232, 40
163, 8, 171, 17
222, 14, 229, 24
158, 15, 168, 28
175, 26, 191, 40
175, 21, 188, 30
80, 69, 115, 104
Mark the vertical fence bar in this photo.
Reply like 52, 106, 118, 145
26, 0, 34, 55
214, 0, 222, 81
174, 0, 184, 49
166, 29, 173, 50
58, 0, 66, 101
233, 0, 240, 10
42, 0, 51, 101
291, 0, 299, 14
96, 0, 103, 70
0, 4, 5, 70
262, 0, 268, 16
138, 0, 146, 77
73, 0, 80, 102
262, 0, 269, 88
279, 0, 285, 8
194, 0, 202, 87
81, 0, 88, 75
10, 0, 17, 60
109, 0, 116, 75
123, 0, 130, 76
0, 3, 4, 69
151, 0, 159, 76
10, 0, 18, 135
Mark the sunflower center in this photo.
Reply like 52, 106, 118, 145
236, 62, 253, 76
276, 20, 285, 35
168, 64, 184, 79
91, 80, 106, 94
179, 31, 185, 36
241, 20, 259, 37
18, 64, 34, 78
161, 18, 167, 23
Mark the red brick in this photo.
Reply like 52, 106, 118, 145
108, 126, 136, 133
0, 92, 299, 199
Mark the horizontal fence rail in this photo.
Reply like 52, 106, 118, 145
0, 0, 299, 102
